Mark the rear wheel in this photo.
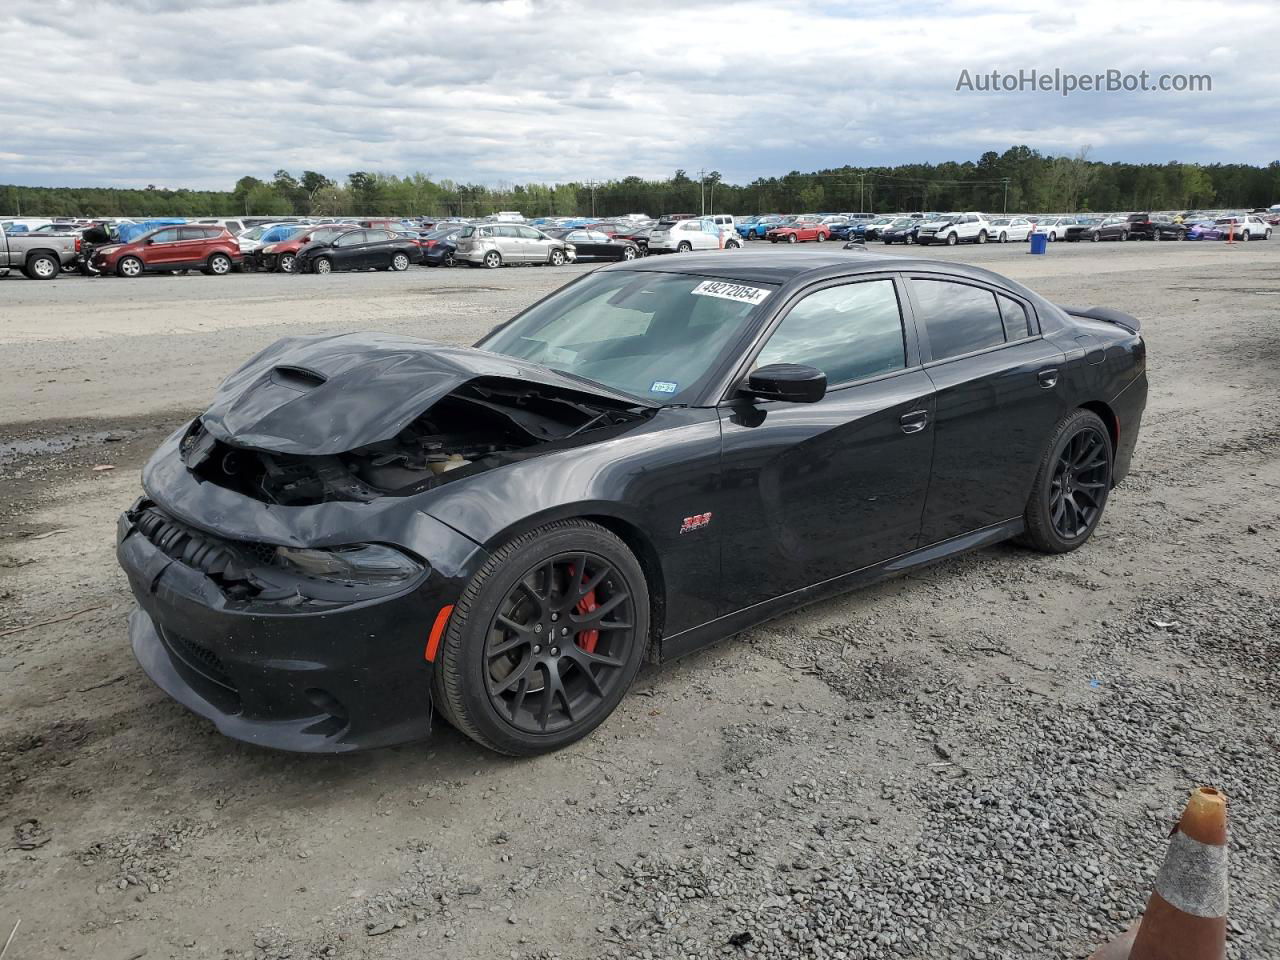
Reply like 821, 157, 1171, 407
391, 252, 410, 271
1020, 410, 1113, 554
676, 241, 692, 253
998, 232, 1008, 243
815, 232, 826, 243
483, 250, 503, 268
26, 253, 59, 279
117, 256, 143, 278
431, 519, 649, 755
205, 253, 232, 276
787, 233, 798, 244
621, 245, 637, 260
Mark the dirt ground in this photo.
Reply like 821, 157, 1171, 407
1, 242, 1278, 960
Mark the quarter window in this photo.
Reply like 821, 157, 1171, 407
909, 279, 1006, 360
998, 295, 1031, 341
756, 279, 906, 386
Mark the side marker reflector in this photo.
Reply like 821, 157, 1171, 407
425, 604, 454, 662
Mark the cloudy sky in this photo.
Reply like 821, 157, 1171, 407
1, 0, 1276, 189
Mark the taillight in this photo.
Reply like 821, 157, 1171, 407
75, 235, 82, 252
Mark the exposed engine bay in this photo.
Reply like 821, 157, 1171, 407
181, 378, 650, 506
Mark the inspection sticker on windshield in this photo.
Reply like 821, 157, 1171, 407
650, 380, 678, 395
690, 280, 771, 305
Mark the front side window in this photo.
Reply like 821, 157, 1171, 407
333, 231, 366, 247
517, 226, 542, 239
756, 279, 906, 386
909, 279, 1006, 361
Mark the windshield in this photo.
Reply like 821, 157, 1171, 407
477, 270, 777, 404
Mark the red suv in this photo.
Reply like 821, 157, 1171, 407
93, 225, 242, 278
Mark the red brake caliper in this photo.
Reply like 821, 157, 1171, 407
568, 564, 599, 654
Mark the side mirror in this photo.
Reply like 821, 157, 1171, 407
742, 363, 827, 404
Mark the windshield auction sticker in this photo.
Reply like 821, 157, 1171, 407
690, 280, 772, 305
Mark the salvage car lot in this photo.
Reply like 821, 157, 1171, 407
2, 241, 1279, 959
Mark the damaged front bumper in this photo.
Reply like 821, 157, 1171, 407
117, 438, 489, 752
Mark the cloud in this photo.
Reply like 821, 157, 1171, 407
0, 0, 1276, 189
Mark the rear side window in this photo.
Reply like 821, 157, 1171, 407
178, 227, 205, 240
150, 228, 180, 243
910, 279, 1006, 361
756, 279, 906, 386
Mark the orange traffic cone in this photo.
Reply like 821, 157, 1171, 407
1090, 786, 1229, 960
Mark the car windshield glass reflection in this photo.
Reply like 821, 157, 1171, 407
479, 271, 776, 403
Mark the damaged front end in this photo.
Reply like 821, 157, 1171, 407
118, 333, 656, 752
181, 376, 648, 507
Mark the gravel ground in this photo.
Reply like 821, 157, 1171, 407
1, 240, 1278, 960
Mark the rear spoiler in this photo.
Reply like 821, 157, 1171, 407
1058, 305, 1141, 334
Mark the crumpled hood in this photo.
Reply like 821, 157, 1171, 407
200, 332, 655, 456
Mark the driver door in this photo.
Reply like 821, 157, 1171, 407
717, 275, 936, 611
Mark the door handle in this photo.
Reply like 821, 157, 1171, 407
899, 410, 929, 434
1037, 368, 1059, 389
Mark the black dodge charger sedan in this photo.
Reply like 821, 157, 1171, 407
118, 251, 1147, 755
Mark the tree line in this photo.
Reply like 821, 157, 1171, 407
3, 147, 1277, 219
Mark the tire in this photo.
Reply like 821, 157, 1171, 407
391, 252, 410, 271
26, 253, 59, 280
976, 231, 987, 244
1091, 232, 1100, 243
946, 232, 958, 246
815, 232, 826, 243
483, 250, 502, 269
621, 245, 637, 260
676, 241, 692, 253
787, 234, 797, 244
725, 240, 740, 250
278, 253, 295, 273
1153, 231, 1161, 241
1266, 230, 1272, 240
769, 236, 778, 244
1048, 232, 1057, 242
1019, 409, 1113, 554
1121, 231, 1130, 241
1239, 229, 1249, 242
549, 248, 566, 266
430, 519, 650, 756
998, 232, 1008, 243
313, 257, 332, 275
443, 251, 456, 267
206, 253, 232, 276
117, 256, 143, 278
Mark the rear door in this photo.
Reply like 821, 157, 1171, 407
718, 274, 936, 610
904, 274, 1068, 545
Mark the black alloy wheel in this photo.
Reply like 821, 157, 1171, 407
1020, 409, 1113, 553
482, 552, 635, 736
432, 519, 649, 755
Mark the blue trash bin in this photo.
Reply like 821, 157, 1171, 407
1029, 232, 1048, 255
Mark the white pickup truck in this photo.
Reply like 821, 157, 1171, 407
915, 212, 993, 246
0, 226, 81, 279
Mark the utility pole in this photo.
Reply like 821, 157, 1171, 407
1002, 178, 1010, 214
858, 173, 864, 214
589, 180, 596, 217
698, 168, 706, 215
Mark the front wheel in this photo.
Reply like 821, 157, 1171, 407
1020, 410, 1113, 554
946, 232, 958, 246
1091, 232, 1100, 242
787, 233, 797, 244
431, 519, 650, 755
725, 240, 740, 250
313, 257, 333, 275
998, 232, 1008, 243
278, 253, 296, 273
621, 245, 637, 260
483, 250, 503, 268
1239, 229, 1249, 242
391, 252, 410, 271
117, 256, 143, 278
549, 248, 566, 266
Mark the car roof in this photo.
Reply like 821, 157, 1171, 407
602, 250, 1046, 297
